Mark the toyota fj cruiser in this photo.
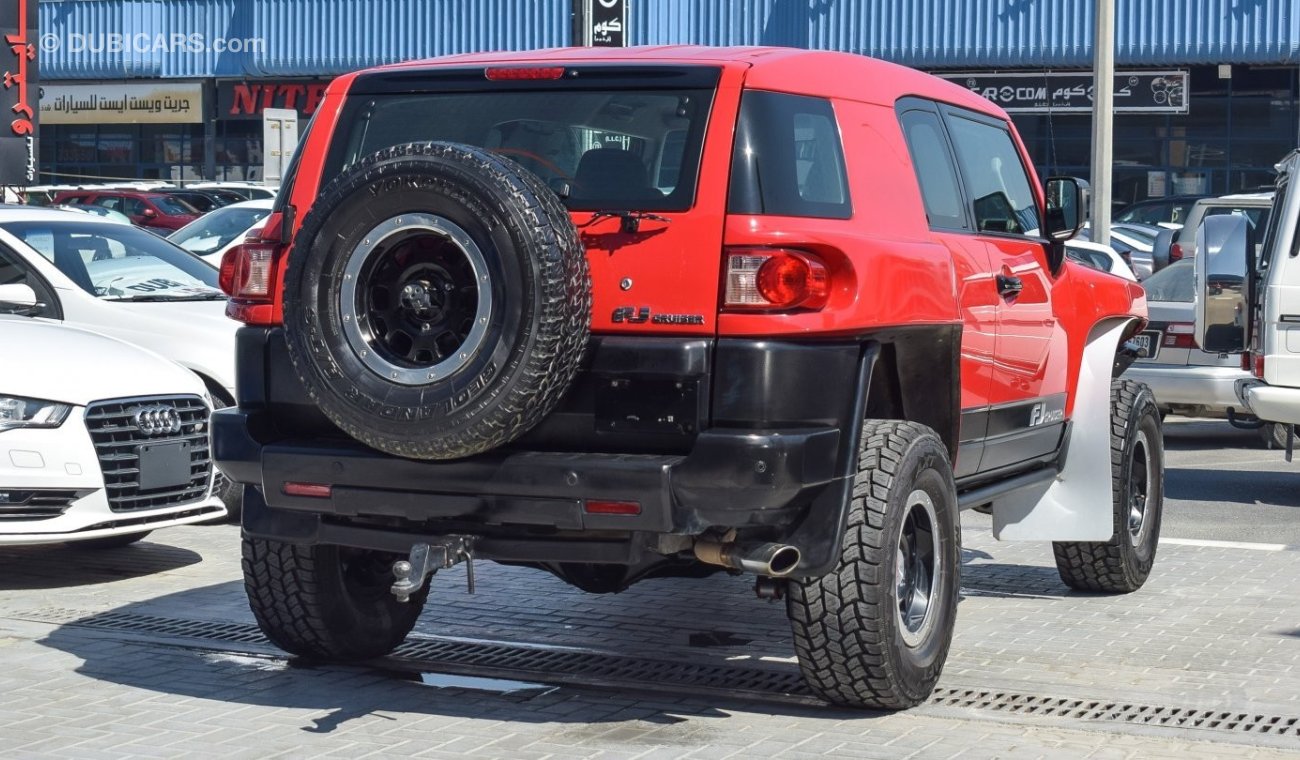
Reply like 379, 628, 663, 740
214, 46, 1162, 710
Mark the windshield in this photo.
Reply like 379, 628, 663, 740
0, 220, 221, 300
170, 206, 271, 254
1141, 260, 1194, 303
151, 196, 198, 215
326, 86, 713, 211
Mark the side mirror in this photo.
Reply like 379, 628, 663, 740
0, 283, 41, 315
1194, 214, 1250, 354
1151, 227, 1176, 275
1043, 176, 1089, 241
142, 208, 157, 218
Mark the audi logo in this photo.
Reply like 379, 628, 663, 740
132, 405, 183, 437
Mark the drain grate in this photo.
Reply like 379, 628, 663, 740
928, 687, 1300, 738
23, 608, 1300, 741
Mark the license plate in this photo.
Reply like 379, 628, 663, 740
1133, 331, 1159, 360
137, 441, 192, 491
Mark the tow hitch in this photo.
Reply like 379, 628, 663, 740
390, 536, 476, 602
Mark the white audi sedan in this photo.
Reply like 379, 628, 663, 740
0, 300, 226, 547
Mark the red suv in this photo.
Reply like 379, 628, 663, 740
214, 47, 1161, 709
52, 189, 199, 231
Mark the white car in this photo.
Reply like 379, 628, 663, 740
169, 199, 273, 266
0, 207, 241, 510
1065, 239, 1137, 280
0, 297, 226, 547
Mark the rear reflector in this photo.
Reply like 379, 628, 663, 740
485, 66, 565, 81
1169, 242, 1184, 261
583, 500, 641, 515
724, 247, 829, 310
282, 482, 333, 498
1162, 322, 1199, 349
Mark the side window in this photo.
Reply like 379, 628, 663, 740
897, 108, 966, 230
125, 198, 148, 217
95, 196, 121, 211
729, 91, 851, 219
944, 113, 1041, 236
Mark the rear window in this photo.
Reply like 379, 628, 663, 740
1141, 260, 1194, 303
324, 87, 713, 212
728, 91, 851, 219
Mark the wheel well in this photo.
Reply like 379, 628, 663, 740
195, 373, 234, 407
864, 328, 960, 461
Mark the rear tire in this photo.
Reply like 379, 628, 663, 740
75, 531, 151, 550
1053, 379, 1163, 593
786, 421, 960, 710
242, 537, 427, 660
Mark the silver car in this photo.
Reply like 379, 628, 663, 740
1127, 260, 1288, 446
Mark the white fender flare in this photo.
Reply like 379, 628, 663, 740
992, 317, 1138, 541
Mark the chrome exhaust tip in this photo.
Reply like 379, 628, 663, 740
694, 540, 802, 577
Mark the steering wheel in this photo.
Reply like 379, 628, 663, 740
489, 147, 574, 184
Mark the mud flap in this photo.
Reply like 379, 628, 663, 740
992, 317, 1136, 541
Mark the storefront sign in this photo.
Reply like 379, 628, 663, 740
0, 0, 37, 184
938, 71, 1189, 114
583, 0, 627, 47
40, 82, 203, 124
217, 80, 328, 120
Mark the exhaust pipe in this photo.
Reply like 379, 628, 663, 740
694, 540, 802, 577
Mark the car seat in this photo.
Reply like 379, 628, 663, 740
570, 149, 664, 206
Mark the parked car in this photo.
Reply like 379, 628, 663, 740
189, 182, 277, 201
1169, 192, 1273, 265
0, 299, 226, 547
1065, 239, 1137, 280
161, 189, 237, 214
215, 46, 1159, 711
50, 190, 200, 232
1127, 260, 1257, 419
169, 199, 274, 266
0, 207, 241, 512
1114, 194, 1206, 227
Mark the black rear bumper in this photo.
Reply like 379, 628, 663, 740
216, 328, 875, 575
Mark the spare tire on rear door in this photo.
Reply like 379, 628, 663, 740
281, 141, 591, 460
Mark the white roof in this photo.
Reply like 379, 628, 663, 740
0, 206, 121, 225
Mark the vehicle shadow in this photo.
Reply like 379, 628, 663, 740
1164, 466, 1300, 507
0, 540, 202, 589
1161, 418, 1264, 451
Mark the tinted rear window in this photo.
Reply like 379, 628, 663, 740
728, 91, 851, 219
1141, 260, 1194, 303
324, 87, 713, 212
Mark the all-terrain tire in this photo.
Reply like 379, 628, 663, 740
75, 531, 151, 550
787, 421, 960, 710
1053, 379, 1164, 593
281, 141, 590, 460
242, 537, 428, 660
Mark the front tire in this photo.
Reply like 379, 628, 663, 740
786, 421, 960, 710
1053, 379, 1164, 593
242, 538, 427, 660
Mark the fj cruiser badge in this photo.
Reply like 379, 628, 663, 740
611, 306, 705, 326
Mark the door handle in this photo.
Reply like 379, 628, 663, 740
996, 274, 1023, 297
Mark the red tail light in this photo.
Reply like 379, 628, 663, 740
1253, 352, 1265, 378
583, 500, 641, 515
1169, 242, 1184, 262
1162, 322, 1199, 350
221, 239, 283, 325
484, 66, 565, 81
282, 482, 333, 498
724, 247, 829, 310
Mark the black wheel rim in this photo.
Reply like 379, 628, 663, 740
1127, 430, 1154, 545
339, 214, 492, 385
896, 489, 940, 646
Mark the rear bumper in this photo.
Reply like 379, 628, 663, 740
1236, 380, 1300, 426
1127, 363, 1250, 414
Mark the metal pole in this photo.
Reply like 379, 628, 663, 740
1090, 0, 1115, 246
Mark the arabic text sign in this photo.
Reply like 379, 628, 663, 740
938, 71, 1189, 114
584, 0, 627, 47
0, 0, 37, 185
40, 82, 203, 124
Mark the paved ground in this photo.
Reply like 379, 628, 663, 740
0, 418, 1296, 758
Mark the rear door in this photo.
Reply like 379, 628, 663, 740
942, 106, 1065, 473
895, 99, 997, 478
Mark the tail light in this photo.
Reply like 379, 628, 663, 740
1169, 242, 1184, 262
485, 66, 565, 81
221, 211, 288, 326
724, 247, 829, 310
1162, 322, 1199, 349
1253, 352, 1265, 378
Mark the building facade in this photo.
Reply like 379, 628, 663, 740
35, 0, 1300, 203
